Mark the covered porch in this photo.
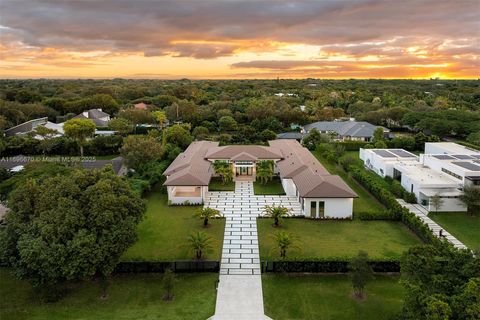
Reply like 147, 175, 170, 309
167, 186, 207, 205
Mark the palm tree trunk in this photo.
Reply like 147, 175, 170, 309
80, 144, 84, 157
204, 218, 208, 226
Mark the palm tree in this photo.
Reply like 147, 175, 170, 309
459, 186, 480, 216
213, 161, 233, 184
188, 231, 213, 260
263, 205, 291, 227
195, 207, 222, 227
256, 160, 274, 184
272, 231, 299, 259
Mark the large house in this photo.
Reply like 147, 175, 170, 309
163, 140, 357, 218
302, 120, 387, 141
4, 117, 64, 138
360, 142, 480, 212
73, 108, 110, 126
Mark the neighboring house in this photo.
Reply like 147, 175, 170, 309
0, 156, 127, 176
74, 109, 110, 126
4, 117, 64, 139
360, 143, 480, 212
302, 120, 388, 141
276, 132, 304, 141
163, 140, 357, 218
134, 102, 148, 110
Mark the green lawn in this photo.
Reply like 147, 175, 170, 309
0, 269, 217, 320
257, 218, 421, 260
312, 151, 385, 215
262, 274, 404, 320
122, 188, 225, 261
428, 211, 480, 250
254, 177, 285, 195
208, 177, 235, 191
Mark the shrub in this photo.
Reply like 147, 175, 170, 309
403, 192, 417, 204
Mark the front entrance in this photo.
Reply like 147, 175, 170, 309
236, 166, 253, 176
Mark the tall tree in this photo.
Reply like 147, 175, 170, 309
63, 118, 96, 156
1, 167, 145, 293
108, 118, 134, 136
34, 126, 59, 155
120, 135, 163, 172
460, 186, 480, 216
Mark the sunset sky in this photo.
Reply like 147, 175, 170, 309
0, 0, 479, 79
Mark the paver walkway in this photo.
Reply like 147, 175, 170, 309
397, 199, 468, 250
207, 181, 296, 320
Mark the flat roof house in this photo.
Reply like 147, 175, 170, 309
359, 143, 479, 212
303, 120, 387, 141
163, 140, 357, 218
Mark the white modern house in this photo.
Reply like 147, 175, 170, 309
360, 143, 480, 212
163, 140, 357, 218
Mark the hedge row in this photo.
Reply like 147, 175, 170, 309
115, 260, 220, 273
262, 259, 400, 273
343, 164, 446, 246
332, 141, 370, 151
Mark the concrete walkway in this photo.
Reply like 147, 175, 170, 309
397, 199, 468, 250
206, 181, 282, 320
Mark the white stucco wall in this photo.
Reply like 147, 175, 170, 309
426, 198, 467, 212
302, 198, 353, 219
281, 178, 297, 197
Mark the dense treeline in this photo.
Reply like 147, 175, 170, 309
0, 79, 479, 146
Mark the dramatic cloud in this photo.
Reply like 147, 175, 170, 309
0, 0, 478, 78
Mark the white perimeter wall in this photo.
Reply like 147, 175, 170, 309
303, 198, 353, 219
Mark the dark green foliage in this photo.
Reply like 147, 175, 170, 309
263, 258, 400, 273
1, 168, 146, 287
401, 245, 480, 320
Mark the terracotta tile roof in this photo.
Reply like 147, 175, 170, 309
134, 103, 148, 110
205, 145, 282, 160
163, 141, 219, 186
269, 139, 357, 198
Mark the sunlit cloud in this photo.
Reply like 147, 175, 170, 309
0, 0, 478, 79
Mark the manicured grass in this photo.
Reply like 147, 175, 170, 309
313, 150, 386, 215
122, 188, 225, 261
262, 274, 404, 320
428, 211, 480, 250
0, 268, 217, 320
253, 177, 285, 195
257, 218, 421, 260
208, 177, 235, 191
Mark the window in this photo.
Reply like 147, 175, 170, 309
441, 167, 462, 180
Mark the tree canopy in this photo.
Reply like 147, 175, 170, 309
1, 167, 146, 287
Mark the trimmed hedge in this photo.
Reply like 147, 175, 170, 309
115, 260, 220, 273
262, 259, 400, 273
333, 141, 370, 151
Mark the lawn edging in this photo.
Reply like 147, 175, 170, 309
262, 259, 400, 273
115, 260, 220, 273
